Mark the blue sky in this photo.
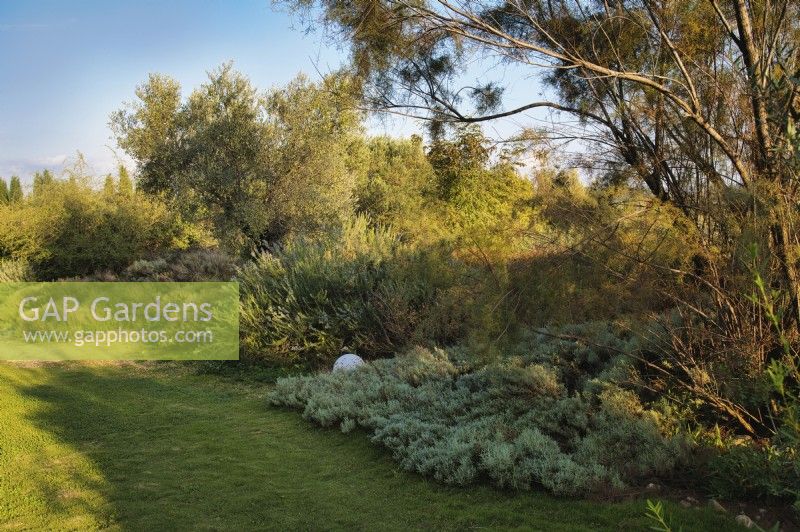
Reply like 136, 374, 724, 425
0, 0, 354, 181
0, 1, 550, 184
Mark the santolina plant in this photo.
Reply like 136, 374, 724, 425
269, 335, 690, 496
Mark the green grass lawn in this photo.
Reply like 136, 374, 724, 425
0, 362, 739, 531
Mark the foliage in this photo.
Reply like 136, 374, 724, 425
117, 165, 133, 195
261, 73, 363, 241
111, 73, 182, 193
125, 248, 235, 281
6, 30, 796, 509
631, 239, 800, 446
0, 178, 9, 204
708, 444, 799, 504
287, 0, 800, 295
239, 217, 469, 367
103, 174, 116, 195
239, 217, 399, 366
112, 65, 363, 252
0, 176, 206, 279
270, 332, 690, 496
8, 176, 23, 203
352, 135, 433, 233
32, 169, 55, 195
509, 174, 697, 326
280, 3, 800, 510
427, 126, 535, 259
0, 363, 735, 531
645, 499, 680, 532
80, 248, 237, 282
0, 258, 31, 282
699, 251, 800, 508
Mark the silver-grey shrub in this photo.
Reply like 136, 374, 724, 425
269, 333, 690, 496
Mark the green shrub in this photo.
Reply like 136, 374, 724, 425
269, 336, 689, 496
0, 178, 208, 279
121, 248, 236, 281
239, 217, 399, 366
708, 444, 799, 504
352, 135, 432, 232
239, 217, 470, 367
0, 258, 31, 282
510, 178, 696, 326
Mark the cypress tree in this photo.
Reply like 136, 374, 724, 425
0, 178, 8, 204
32, 169, 54, 195
103, 174, 116, 195
32, 171, 41, 194
117, 165, 133, 195
9, 176, 23, 202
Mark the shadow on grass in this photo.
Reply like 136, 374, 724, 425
9, 364, 284, 529
6, 363, 743, 531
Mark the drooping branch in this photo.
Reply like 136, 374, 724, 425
390, 0, 753, 185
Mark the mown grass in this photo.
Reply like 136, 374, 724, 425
0, 362, 739, 530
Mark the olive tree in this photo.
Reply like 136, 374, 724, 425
112, 64, 363, 252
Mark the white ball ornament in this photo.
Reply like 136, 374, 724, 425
333, 353, 364, 372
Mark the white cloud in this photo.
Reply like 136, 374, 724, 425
0, 154, 70, 183
40, 154, 69, 166
0, 147, 135, 185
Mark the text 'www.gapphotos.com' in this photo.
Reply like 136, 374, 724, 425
22, 328, 214, 347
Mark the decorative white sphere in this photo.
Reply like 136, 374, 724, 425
333, 353, 364, 372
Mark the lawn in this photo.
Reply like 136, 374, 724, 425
0, 362, 739, 531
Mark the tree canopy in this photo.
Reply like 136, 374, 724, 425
8, 176, 23, 203
0, 178, 8, 204
284, 0, 800, 321
112, 64, 364, 252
